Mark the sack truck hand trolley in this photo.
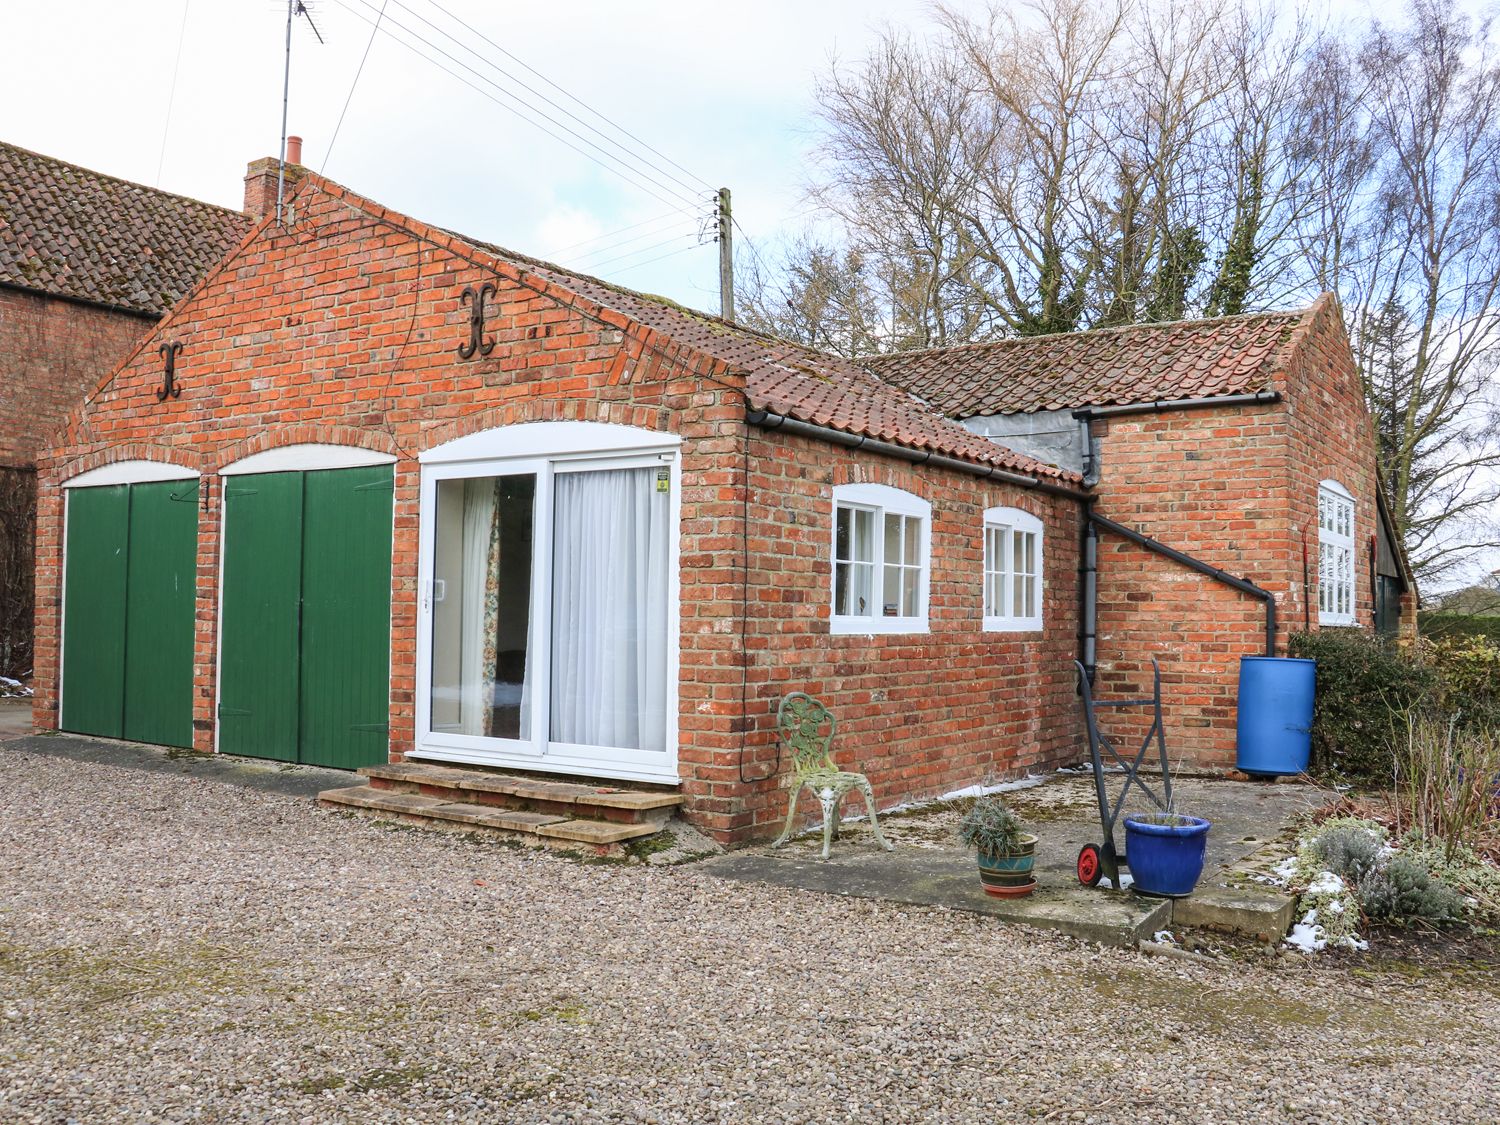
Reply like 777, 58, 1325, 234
1072, 656, 1174, 889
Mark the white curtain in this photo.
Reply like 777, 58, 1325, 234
549, 467, 669, 753
458, 478, 497, 737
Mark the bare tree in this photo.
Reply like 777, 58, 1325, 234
742, 0, 1500, 582
1303, 2, 1500, 582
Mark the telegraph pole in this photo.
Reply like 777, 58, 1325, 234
717, 187, 734, 323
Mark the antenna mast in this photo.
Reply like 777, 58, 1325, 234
277, 0, 294, 224
277, 1, 323, 224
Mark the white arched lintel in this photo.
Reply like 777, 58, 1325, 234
62, 460, 200, 488
220, 443, 396, 476
420, 421, 681, 464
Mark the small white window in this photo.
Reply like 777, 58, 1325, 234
1318, 480, 1355, 626
831, 483, 930, 634
984, 506, 1044, 631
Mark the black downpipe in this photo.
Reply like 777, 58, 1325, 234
1079, 511, 1099, 683
1089, 512, 1277, 655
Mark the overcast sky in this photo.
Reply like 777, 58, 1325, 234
6, 0, 957, 313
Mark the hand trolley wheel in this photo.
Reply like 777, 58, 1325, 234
1077, 843, 1103, 887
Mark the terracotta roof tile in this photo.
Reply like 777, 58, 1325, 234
0, 141, 250, 315
444, 228, 1080, 483
864, 309, 1314, 417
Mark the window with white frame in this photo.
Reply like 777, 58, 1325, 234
984, 506, 1044, 631
1318, 480, 1355, 625
831, 483, 930, 634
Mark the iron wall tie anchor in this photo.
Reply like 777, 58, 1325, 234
157, 341, 183, 401
457, 283, 497, 359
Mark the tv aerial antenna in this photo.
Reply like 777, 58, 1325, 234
277, 0, 325, 224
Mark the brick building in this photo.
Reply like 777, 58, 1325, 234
30, 165, 1410, 845
874, 304, 1417, 769
0, 141, 249, 677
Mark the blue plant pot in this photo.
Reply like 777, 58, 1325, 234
1123, 815, 1210, 897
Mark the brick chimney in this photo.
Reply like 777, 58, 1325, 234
243, 135, 306, 221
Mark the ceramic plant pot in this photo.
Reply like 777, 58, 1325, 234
976, 833, 1037, 897
1123, 815, 1210, 897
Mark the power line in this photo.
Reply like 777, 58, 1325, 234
407, 0, 715, 194
606, 241, 708, 278
322, 0, 388, 172
549, 208, 691, 256
331, 0, 708, 214
382, 0, 709, 202
154, 0, 193, 187
578, 231, 704, 273
570, 219, 703, 268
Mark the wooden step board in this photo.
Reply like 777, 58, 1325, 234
319, 786, 663, 846
317, 762, 683, 852
358, 761, 683, 823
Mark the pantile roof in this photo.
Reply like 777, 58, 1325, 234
0, 141, 251, 316
864, 307, 1318, 417
444, 226, 1080, 483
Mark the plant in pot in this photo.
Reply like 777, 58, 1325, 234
957, 796, 1037, 898
1122, 811, 1211, 897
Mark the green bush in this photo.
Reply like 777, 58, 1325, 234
1288, 630, 1434, 782
1357, 855, 1466, 926
1420, 612, 1500, 645
1302, 822, 1384, 883
1426, 634, 1500, 729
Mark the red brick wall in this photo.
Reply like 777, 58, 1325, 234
1088, 297, 1388, 771
726, 428, 1084, 840
31, 178, 1084, 844
0, 286, 154, 469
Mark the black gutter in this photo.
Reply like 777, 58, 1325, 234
745, 409, 1092, 501
1072, 390, 1280, 420
1089, 512, 1277, 655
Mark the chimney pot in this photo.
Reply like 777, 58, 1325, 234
286, 135, 303, 166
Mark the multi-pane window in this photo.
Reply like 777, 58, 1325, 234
983, 507, 1043, 631
831, 483, 930, 634
1318, 481, 1355, 626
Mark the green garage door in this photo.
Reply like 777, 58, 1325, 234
61, 480, 198, 747
218, 465, 393, 769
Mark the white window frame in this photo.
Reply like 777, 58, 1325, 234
1318, 479, 1355, 626
983, 506, 1044, 632
412, 422, 681, 785
830, 482, 930, 635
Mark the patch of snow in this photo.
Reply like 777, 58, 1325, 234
1097, 872, 1135, 890
938, 775, 1050, 802
1152, 930, 1177, 944
0, 677, 19, 687
1285, 912, 1328, 953
1306, 870, 1347, 896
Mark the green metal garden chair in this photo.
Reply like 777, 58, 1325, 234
770, 691, 895, 861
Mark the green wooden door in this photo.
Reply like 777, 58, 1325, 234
121, 481, 199, 747
61, 480, 197, 747
61, 485, 130, 738
218, 466, 393, 769
299, 466, 393, 769
219, 472, 304, 761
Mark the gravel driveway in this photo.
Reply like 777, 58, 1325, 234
2, 746, 1496, 1123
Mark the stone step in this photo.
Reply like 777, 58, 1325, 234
318, 785, 662, 849
1170, 883, 1298, 943
360, 762, 682, 823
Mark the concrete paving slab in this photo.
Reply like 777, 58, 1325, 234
703, 773, 1329, 948
707, 848, 1172, 946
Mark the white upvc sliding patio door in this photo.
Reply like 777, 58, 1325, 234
415, 423, 680, 784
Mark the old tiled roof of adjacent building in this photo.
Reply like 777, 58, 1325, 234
864, 306, 1318, 417
0, 141, 251, 316
442, 221, 1082, 484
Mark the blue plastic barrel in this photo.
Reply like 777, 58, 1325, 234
1236, 656, 1316, 776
